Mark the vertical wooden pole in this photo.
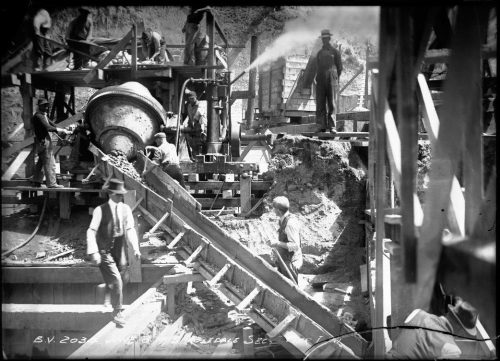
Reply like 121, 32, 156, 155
131, 24, 137, 80
167, 284, 176, 317
240, 173, 252, 214
242, 326, 254, 356
364, 42, 370, 108
20, 74, 34, 178
396, 8, 418, 283
246, 35, 258, 129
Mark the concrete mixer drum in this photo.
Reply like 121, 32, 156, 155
85, 82, 167, 160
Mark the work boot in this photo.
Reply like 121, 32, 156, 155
113, 309, 126, 327
48, 184, 64, 188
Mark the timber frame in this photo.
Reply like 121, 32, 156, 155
367, 5, 496, 358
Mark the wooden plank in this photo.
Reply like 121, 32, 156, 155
2, 304, 112, 331
237, 140, 257, 161
162, 272, 204, 284
124, 190, 142, 283
240, 174, 252, 214
2, 149, 32, 181
3, 112, 83, 158
167, 231, 185, 249
138, 205, 176, 238
145, 314, 186, 355
69, 276, 165, 358
415, 7, 483, 311
206, 263, 232, 287
83, 29, 133, 84
236, 285, 261, 311
167, 284, 176, 317
179, 160, 258, 174
2, 186, 103, 193
417, 73, 465, 236
143, 211, 170, 239
184, 244, 205, 265
267, 313, 297, 339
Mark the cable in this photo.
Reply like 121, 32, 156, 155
1, 195, 48, 258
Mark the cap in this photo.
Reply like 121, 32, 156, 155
103, 178, 128, 194
273, 196, 290, 212
154, 132, 166, 139
320, 29, 332, 38
38, 98, 49, 106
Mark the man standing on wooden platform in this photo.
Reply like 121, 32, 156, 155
31, 98, 71, 188
66, 7, 93, 70
183, 90, 207, 158
315, 29, 342, 134
145, 132, 186, 188
31, 8, 52, 71
270, 196, 303, 284
86, 178, 141, 327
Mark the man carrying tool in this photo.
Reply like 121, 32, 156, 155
31, 98, 72, 188
86, 178, 141, 327
66, 7, 93, 70
315, 29, 342, 134
145, 132, 186, 188
31, 8, 52, 71
270, 196, 303, 284
387, 297, 480, 359
182, 90, 207, 158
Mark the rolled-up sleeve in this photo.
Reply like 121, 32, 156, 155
87, 206, 101, 255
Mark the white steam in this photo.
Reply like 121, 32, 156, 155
246, 6, 379, 72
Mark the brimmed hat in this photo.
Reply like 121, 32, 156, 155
154, 132, 166, 139
38, 98, 49, 106
273, 196, 289, 212
448, 299, 479, 336
320, 29, 332, 38
103, 178, 128, 194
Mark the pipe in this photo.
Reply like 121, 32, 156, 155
1, 195, 48, 258
176, 78, 192, 153
229, 70, 246, 86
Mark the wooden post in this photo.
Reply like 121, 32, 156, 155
20, 75, 34, 179
59, 192, 71, 219
242, 326, 254, 356
364, 42, 370, 108
131, 23, 137, 80
124, 190, 142, 282
240, 172, 252, 214
167, 284, 176, 317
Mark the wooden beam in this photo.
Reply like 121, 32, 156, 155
167, 284, 176, 317
267, 313, 297, 339
83, 29, 133, 84
144, 313, 186, 356
239, 173, 252, 214
206, 263, 232, 287
2, 149, 32, 181
143, 211, 170, 239
236, 285, 261, 311
185, 180, 271, 191
183, 244, 205, 265
237, 140, 257, 161
69, 276, 166, 358
138, 205, 176, 238
163, 272, 204, 284
167, 231, 186, 249
131, 23, 137, 80
415, 6, 483, 311
2, 304, 113, 331
417, 73, 465, 236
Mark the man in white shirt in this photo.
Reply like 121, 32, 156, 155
145, 132, 185, 188
271, 196, 303, 284
182, 90, 207, 158
86, 178, 141, 327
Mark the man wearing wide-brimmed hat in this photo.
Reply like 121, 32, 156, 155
31, 97, 72, 188
387, 297, 480, 358
315, 29, 343, 134
86, 178, 141, 327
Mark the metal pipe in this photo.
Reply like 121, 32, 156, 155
176, 78, 192, 153
229, 70, 246, 86
206, 11, 221, 154
246, 35, 258, 128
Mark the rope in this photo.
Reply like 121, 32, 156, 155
1, 195, 49, 258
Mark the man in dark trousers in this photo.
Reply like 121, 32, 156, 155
387, 297, 479, 359
270, 196, 303, 284
145, 132, 186, 188
66, 7, 93, 70
182, 6, 207, 65
31, 8, 52, 71
31, 98, 71, 188
86, 178, 141, 327
182, 90, 207, 158
315, 29, 342, 134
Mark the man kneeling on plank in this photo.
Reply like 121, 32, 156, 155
86, 178, 141, 327
270, 196, 303, 284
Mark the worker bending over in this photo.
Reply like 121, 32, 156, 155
86, 179, 141, 327
31, 98, 72, 188
270, 196, 303, 284
387, 297, 479, 359
141, 28, 161, 62
145, 132, 186, 188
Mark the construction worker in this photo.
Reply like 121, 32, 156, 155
182, 90, 207, 158
315, 29, 342, 134
182, 6, 207, 65
86, 178, 141, 327
145, 132, 186, 188
387, 297, 479, 359
152, 37, 174, 64
270, 196, 303, 284
31, 8, 52, 71
31, 98, 71, 188
141, 28, 162, 62
66, 7, 93, 70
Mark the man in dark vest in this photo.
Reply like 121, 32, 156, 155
66, 7, 93, 70
315, 29, 342, 134
270, 196, 303, 284
86, 178, 141, 327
